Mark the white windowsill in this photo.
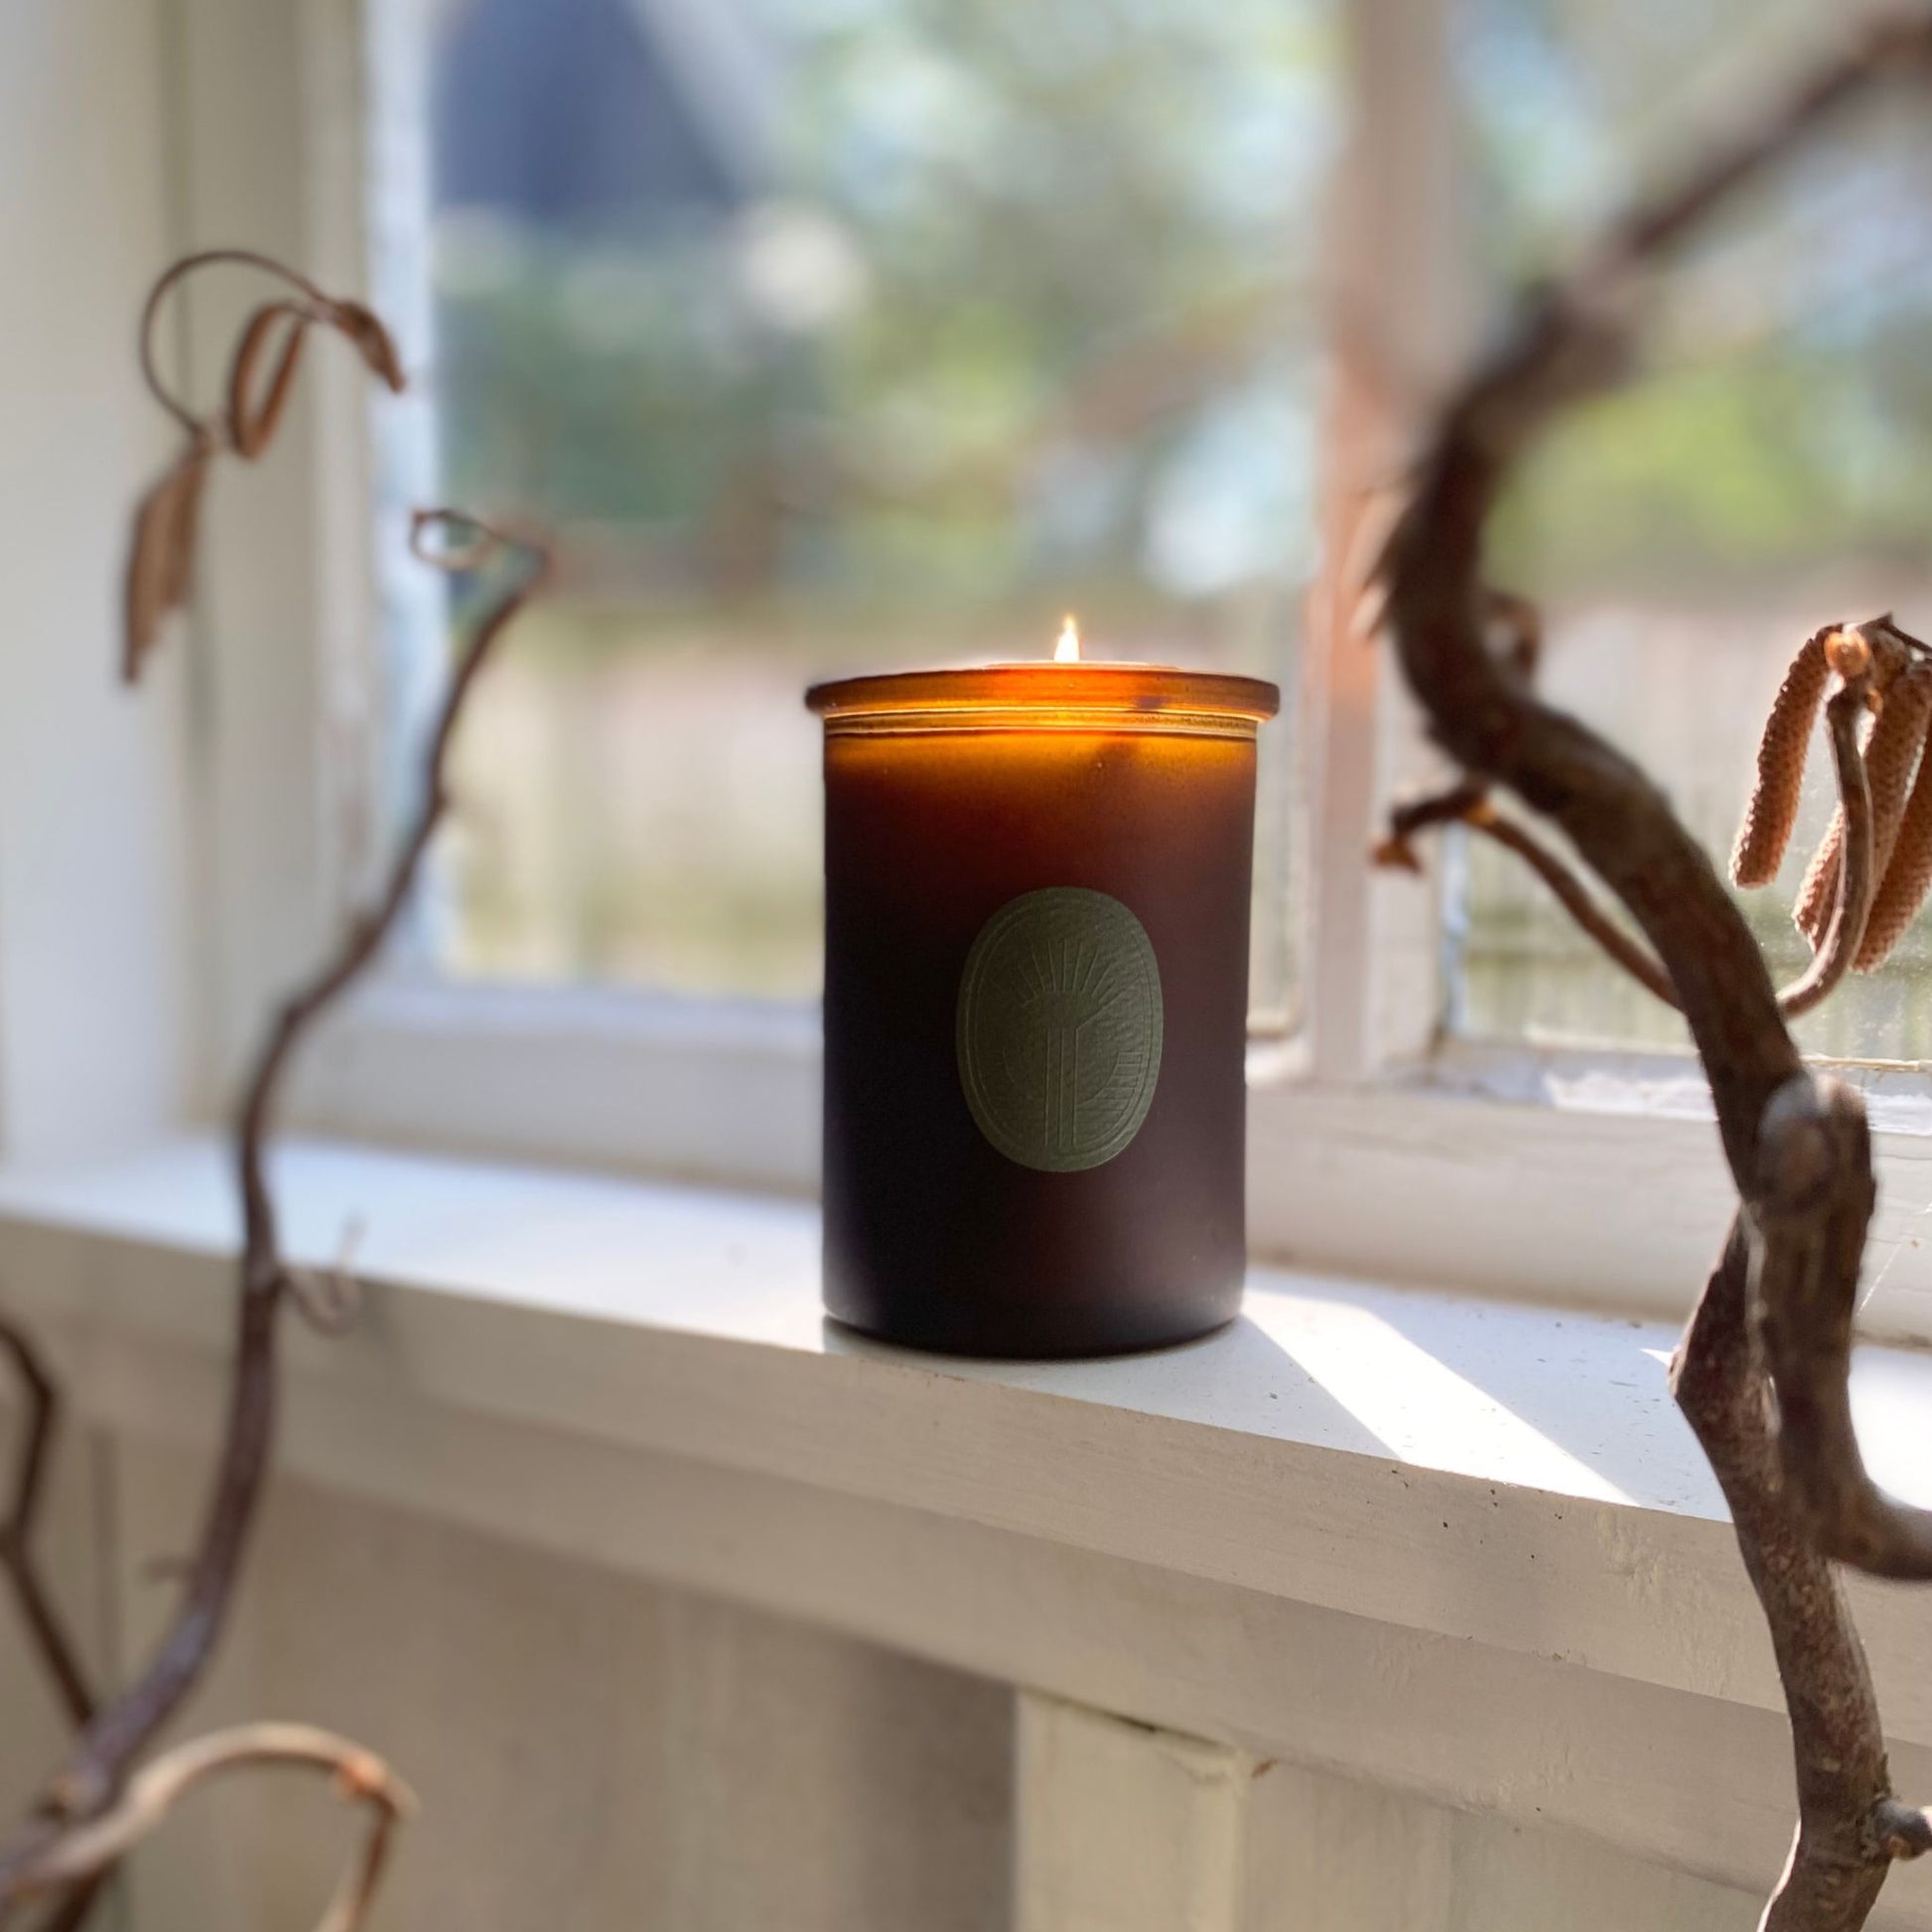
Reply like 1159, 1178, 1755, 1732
1, 1135, 1930, 1919
293, 984, 1932, 1345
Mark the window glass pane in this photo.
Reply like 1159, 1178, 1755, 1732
406, 0, 1336, 1006
1452, 1, 1932, 1060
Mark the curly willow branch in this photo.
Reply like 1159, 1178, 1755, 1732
9, 1725, 414, 1932
0, 256, 548, 1927
1752, 1078, 1932, 1582
1377, 14, 1932, 1928
1673, 1223, 1931, 1932
0, 1317, 95, 1728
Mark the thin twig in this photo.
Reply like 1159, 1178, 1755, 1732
0, 1318, 95, 1727
1376, 783, 1679, 1009
8, 1725, 414, 1932
33, 1873, 106, 1932
1371, 777, 1488, 868
0, 480, 542, 1916
1472, 808, 1682, 1010
135, 250, 400, 435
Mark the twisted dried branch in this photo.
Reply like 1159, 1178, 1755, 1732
0, 255, 546, 1926
5, 1725, 414, 1932
1673, 1220, 1930, 1931
0, 1318, 94, 1728
1375, 13, 1932, 1925
0, 510, 541, 1923
33, 1876, 106, 1932
1752, 1079, 1932, 1582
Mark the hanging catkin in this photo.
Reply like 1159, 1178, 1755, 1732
1790, 629, 1908, 945
1793, 805, 1848, 948
1858, 672, 1932, 970
1799, 655, 1932, 952
1730, 627, 1831, 888
1865, 661, 1932, 881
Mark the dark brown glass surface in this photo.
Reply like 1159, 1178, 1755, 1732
813, 668, 1273, 1358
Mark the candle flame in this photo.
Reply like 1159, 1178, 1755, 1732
1054, 616, 1081, 663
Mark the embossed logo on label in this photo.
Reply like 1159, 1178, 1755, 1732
956, 888, 1163, 1173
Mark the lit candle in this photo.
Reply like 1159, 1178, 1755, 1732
807, 628, 1280, 1358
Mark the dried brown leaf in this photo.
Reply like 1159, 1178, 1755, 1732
324, 301, 405, 395
122, 443, 209, 685
226, 304, 311, 461
123, 253, 411, 687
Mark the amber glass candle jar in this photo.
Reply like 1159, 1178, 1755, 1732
808, 657, 1280, 1359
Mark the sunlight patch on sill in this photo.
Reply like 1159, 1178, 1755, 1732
1253, 1296, 1631, 1504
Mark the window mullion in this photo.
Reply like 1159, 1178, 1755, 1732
1302, 0, 1479, 1083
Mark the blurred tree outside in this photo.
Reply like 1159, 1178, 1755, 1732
416, 0, 1932, 1061
423, 0, 1332, 999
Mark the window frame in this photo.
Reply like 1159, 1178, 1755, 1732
179, 0, 1932, 1343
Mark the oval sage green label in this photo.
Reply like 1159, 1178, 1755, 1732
956, 887, 1163, 1173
